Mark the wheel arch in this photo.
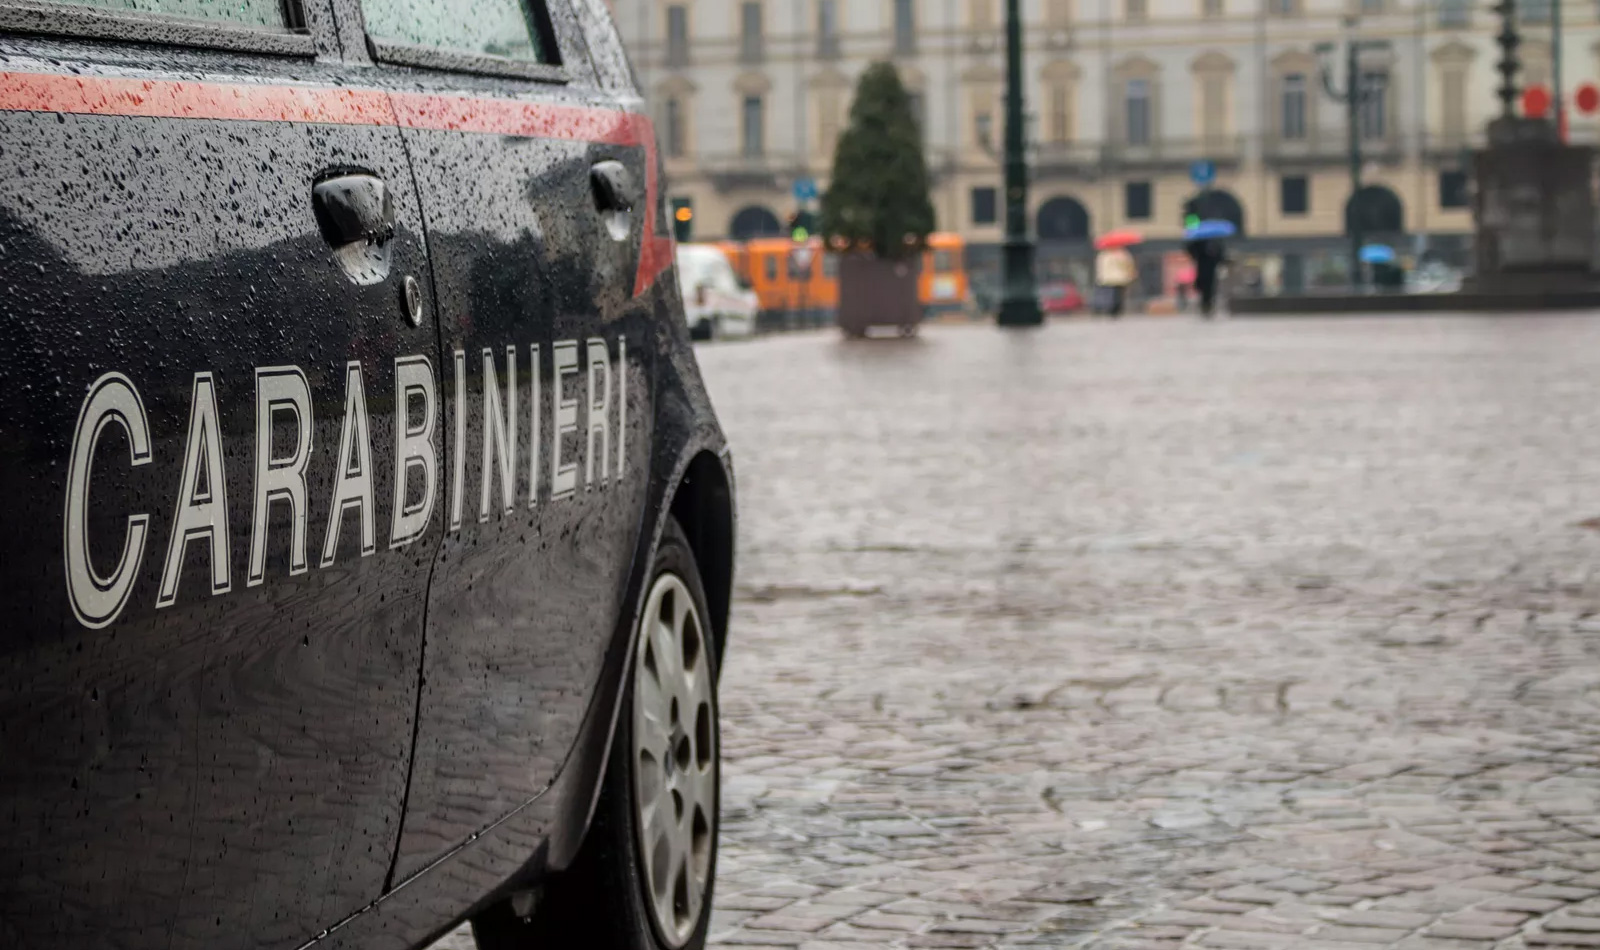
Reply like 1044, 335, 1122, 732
668, 449, 735, 668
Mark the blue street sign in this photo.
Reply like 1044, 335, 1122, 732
793, 177, 819, 202
1189, 160, 1216, 187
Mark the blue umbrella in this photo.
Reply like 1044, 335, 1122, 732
1359, 244, 1397, 265
1184, 219, 1236, 240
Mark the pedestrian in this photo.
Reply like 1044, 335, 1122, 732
1094, 245, 1137, 318
1186, 238, 1226, 319
1175, 263, 1196, 313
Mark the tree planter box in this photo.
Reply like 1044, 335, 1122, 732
837, 254, 922, 337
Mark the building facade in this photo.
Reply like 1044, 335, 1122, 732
612, 0, 1598, 292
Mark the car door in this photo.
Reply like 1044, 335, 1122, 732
344, 0, 659, 879
0, 4, 439, 947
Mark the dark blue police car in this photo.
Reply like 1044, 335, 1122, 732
0, 0, 734, 947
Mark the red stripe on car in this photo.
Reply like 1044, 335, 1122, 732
0, 71, 673, 296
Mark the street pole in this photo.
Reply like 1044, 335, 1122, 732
1552, 0, 1564, 139
1494, 0, 1520, 119
1319, 32, 1387, 293
1346, 40, 1364, 292
997, 0, 1042, 327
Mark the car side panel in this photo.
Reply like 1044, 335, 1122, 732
385, 77, 658, 879
0, 49, 438, 949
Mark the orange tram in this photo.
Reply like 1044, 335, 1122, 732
717, 232, 970, 324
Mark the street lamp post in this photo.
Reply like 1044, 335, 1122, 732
1493, 0, 1521, 119
1315, 31, 1389, 292
997, 0, 1042, 327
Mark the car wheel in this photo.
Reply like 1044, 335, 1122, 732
471, 517, 720, 950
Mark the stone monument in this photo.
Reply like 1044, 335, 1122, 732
1469, 0, 1600, 295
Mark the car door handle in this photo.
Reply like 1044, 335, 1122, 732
313, 173, 396, 247
590, 160, 637, 213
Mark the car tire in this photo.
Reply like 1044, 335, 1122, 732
471, 517, 720, 950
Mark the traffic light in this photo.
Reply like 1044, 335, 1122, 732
671, 197, 694, 242
1183, 196, 1201, 232
787, 209, 818, 243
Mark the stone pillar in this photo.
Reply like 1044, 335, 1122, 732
1470, 117, 1598, 292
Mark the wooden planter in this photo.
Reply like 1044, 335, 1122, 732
837, 254, 922, 337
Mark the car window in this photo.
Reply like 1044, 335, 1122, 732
362, 0, 549, 62
48, 0, 285, 28
714, 259, 738, 292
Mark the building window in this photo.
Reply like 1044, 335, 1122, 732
1361, 0, 1383, 12
1439, 170, 1469, 208
1440, 68, 1467, 141
1203, 0, 1223, 15
1200, 75, 1227, 144
1126, 0, 1147, 19
666, 4, 689, 67
1439, 0, 1469, 25
975, 109, 994, 149
1521, 0, 1552, 22
895, 0, 916, 52
907, 91, 926, 136
1125, 78, 1151, 145
1125, 181, 1152, 220
818, 0, 840, 57
1280, 175, 1309, 215
1281, 73, 1307, 140
664, 97, 685, 157
1359, 70, 1387, 139
740, 2, 763, 63
971, 0, 996, 28
818, 88, 844, 156
972, 187, 998, 225
1269, 0, 1297, 15
742, 95, 765, 157
1048, 83, 1072, 143
1047, 0, 1072, 24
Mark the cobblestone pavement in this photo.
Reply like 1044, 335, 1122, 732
694, 317, 1600, 950
435, 315, 1600, 950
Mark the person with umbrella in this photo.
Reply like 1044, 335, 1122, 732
1094, 230, 1141, 317
1360, 244, 1402, 292
1184, 219, 1235, 318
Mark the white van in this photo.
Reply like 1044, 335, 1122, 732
677, 243, 760, 340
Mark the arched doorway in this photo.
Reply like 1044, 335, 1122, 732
729, 205, 782, 240
1345, 185, 1404, 236
1037, 196, 1092, 242
1196, 189, 1246, 238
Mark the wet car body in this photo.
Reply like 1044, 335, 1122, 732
0, 0, 734, 947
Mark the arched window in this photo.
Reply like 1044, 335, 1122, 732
1345, 185, 1404, 236
1198, 189, 1246, 237
1037, 196, 1092, 242
730, 206, 783, 240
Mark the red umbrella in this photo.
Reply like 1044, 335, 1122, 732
1094, 229, 1144, 250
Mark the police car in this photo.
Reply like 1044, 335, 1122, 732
0, 0, 734, 948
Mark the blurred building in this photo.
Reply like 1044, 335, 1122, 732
611, 0, 1596, 293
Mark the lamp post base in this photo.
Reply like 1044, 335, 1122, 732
996, 238, 1043, 327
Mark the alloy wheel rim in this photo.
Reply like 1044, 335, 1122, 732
632, 572, 716, 948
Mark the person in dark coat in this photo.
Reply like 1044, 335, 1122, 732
1186, 238, 1227, 318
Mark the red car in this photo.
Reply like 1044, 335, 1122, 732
1041, 281, 1086, 315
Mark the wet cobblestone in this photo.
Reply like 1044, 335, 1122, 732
695, 318, 1600, 950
